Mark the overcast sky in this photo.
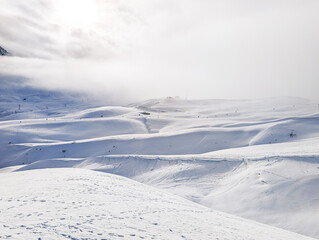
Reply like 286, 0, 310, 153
0, 0, 318, 103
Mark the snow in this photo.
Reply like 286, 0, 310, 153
0, 168, 315, 240
1, 77, 319, 239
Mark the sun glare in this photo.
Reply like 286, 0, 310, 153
55, 0, 98, 29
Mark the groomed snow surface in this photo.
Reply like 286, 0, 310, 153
1, 78, 319, 239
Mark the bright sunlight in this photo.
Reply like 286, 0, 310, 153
54, 0, 98, 29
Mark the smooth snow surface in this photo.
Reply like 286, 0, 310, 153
1, 78, 319, 239
0, 168, 315, 240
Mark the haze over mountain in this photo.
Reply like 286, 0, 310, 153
0, 0, 318, 102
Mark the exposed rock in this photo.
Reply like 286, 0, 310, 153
0, 46, 9, 55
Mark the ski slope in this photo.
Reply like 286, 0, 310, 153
1, 77, 319, 239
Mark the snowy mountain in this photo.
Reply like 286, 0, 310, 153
1, 76, 319, 239
0, 45, 9, 55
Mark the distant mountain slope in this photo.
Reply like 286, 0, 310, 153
0, 45, 9, 55
0, 75, 97, 120
0, 168, 315, 240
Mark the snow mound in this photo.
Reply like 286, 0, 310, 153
0, 168, 315, 240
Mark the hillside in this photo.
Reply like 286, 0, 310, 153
1, 77, 319, 239
0, 168, 315, 240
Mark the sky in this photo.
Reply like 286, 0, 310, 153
0, 0, 318, 103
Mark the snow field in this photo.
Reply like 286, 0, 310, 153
1, 79, 319, 239
0, 168, 315, 240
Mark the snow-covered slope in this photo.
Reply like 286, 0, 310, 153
1, 77, 319, 239
0, 168, 315, 240
0, 75, 97, 121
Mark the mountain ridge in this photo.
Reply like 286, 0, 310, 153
0, 45, 9, 55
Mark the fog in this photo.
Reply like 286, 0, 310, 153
1, 0, 318, 103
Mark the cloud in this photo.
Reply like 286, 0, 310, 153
0, 0, 319, 102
